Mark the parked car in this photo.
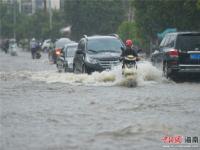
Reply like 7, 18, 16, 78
151, 32, 200, 79
50, 38, 73, 64
41, 39, 52, 52
73, 35, 124, 74
56, 43, 78, 72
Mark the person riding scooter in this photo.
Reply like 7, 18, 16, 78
30, 38, 37, 59
121, 39, 140, 68
30, 38, 41, 59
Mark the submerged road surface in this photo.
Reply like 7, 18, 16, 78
0, 51, 199, 150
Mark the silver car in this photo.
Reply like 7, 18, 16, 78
56, 43, 78, 72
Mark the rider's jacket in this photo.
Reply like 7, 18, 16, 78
121, 46, 138, 57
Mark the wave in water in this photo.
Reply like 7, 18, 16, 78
30, 61, 164, 87
0, 61, 164, 87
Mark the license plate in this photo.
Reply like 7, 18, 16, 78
190, 54, 200, 60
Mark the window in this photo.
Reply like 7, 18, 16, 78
159, 37, 166, 47
87, 38, 122, 53
66, 46, 77, 57
176, 34, 200, 51
164, 35, 171, 48
168, 35, 176, 48
164, 35, 176, 48
160, 35, 170, 49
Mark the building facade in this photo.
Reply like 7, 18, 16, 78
14, 0, 60, 14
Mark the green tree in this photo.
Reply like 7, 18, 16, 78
197, 0, 200, 9
64, 0, 125, 40
21, 10, 66, 40
0, 1, 16, 38
0, 0, 66, 41
117, 21, 140, 45
132, 0, 200, 53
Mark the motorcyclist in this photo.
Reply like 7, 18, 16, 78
121, 39, 140, 68
30, 38, 38, 59
3, 39, 9, 54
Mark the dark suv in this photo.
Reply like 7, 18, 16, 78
151, 32, 200, 79
73, 35, 124, 74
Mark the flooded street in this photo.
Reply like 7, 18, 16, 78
0, 51, 199, 150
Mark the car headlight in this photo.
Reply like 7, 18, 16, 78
85, 56, 98, 64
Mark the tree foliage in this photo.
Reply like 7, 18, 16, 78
64, 0, 125, 40
197, 0, 200, 9
117, 21, 141, 45
133, 0, 200, 42
0, 1, 16, 38
0, 1, 66, 41
2, 0, 200, 53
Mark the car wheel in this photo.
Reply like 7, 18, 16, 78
82, 64, 88, 74
57, 65, 62, 73
64, 67, 67, 72
73, 64, 78, 74
64, 64, 69, 72
73, 64, 75, 73
163, 62, 177, 79
163, 62, 169, 78
57, 61, 64, 73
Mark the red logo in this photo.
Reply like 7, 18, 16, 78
161, 136, 183, 144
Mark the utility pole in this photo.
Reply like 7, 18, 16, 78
32, 0, 35, 14
0, 2, 1, 39
0, 1, 2, 39
44, 0, 47, 12
13, 0, 16, 39
18, 0, 22, 13
0, 16, 1, 39
48, 0, 52, 30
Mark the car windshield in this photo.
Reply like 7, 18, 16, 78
176, 34, 200, 51
65, 46, 77, 57
87, 38, 122, 53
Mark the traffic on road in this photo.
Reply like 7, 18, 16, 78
1, 0, 200, 150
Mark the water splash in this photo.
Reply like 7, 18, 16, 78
0, 61, 164, 87
30, 61, 163, 87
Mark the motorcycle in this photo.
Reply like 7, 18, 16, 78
122, 55, 138, 77
35, 50, 41, 59
9, 43, 18, 56
31, 45, 41, 59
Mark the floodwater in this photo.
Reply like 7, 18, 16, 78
0, 51, 199, 150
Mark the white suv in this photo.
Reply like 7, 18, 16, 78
42, 39, 52, 51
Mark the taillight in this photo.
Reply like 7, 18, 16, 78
167, 49, 179, 57
56, 51, 61, 55
55, 48, 61, 56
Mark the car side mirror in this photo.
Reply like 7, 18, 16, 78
121, 46, 125, 51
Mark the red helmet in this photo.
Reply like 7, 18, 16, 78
125, 39, 133, 47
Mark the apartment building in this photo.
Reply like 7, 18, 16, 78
2, 0, 60, 15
